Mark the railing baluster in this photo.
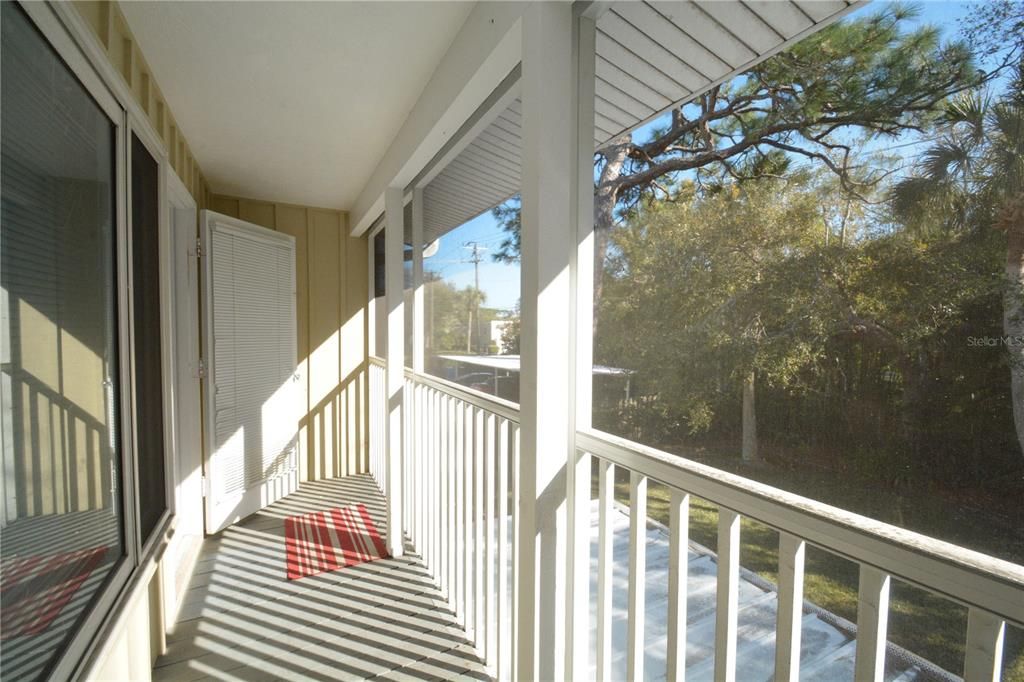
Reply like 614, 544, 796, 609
417, 385, 423, 546
775, 532, 806, 682
510, 424, 520, 682
667, 488, 690, 682
464, 402, 474, 638
597, 458, 614, 682
446, 394, 455, 607
714, 509, 740, 682
854, 565, 891, 682
432, 388, 440, 586
370, 367, 376, 480
485, 411, 497, 669
568, 449, 591, 678
419, 387, 428, 569
964, 607, 1005, 682
428, 385, 436, 569
474, 406, 485, 651
455, 400, 465, 625
404, 380, 410, 537
405, 381, 411, 541
437, 391, 445, 596
628, 470, 648, 682
425, 386, 431, 569
410, 382, 416, 548
417, 384, 424, 557
497, 418, 511, 682
404, 380, 410, 536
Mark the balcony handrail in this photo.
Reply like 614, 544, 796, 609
404, 367, 521, 424
576, 427, 1024, 627
371, 355, 521, 423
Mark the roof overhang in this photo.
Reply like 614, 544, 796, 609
354, 0, 863, 242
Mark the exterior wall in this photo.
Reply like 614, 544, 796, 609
209, 195, 369, 480
86, 561, 165, 681
72, 1, 210, 207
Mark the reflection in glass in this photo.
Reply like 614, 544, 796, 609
1, 4, 124, 679
422, 204, 522, 403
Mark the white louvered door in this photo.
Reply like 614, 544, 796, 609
201, 211, 301, 534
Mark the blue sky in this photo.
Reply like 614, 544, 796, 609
423, 206, 521, 311
423, 1, 983, 314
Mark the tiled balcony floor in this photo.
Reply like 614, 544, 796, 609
154, 474, 489, 682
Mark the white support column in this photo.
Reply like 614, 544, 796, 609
412, 187, 425, 373
384, 186, 405, 557
517, 3, 576, 679
566, 10, 597, 681
368, 228, 377, 358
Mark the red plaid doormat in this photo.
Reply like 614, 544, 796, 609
284, 503, 388, 580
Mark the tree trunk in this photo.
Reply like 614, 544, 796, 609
1001, 192, 1024, 457
742, 370, 759, 462
593, 136, 632, 333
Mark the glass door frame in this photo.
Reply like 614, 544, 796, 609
12, 2, 179, 678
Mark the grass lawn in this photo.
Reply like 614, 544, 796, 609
600, 462, 1024, 680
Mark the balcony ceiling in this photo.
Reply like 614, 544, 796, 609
119, 1, 474, 210
420, 0, 858, 245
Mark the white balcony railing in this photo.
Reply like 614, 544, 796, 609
369, 356, 1024, 682
370, 357, 519, 679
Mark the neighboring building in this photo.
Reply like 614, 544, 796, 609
491, 319, 515, 354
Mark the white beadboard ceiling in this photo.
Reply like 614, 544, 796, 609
119, 1, 474, 210
421, 0, 858, 244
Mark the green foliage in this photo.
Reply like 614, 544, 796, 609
424, 272, 487, 353
600, 179, 830, 434
597, 176, 1017, 483
892, 80, 1024, 235
490, 196, 521, 264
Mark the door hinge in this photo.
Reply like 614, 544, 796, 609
201, 475, 209, 498
196, 358, 207, 379
195, 238, 203, 259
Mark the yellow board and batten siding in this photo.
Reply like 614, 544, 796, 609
70, 1, 370, 487
208, 195, 369, 481
73, 0, 211, 208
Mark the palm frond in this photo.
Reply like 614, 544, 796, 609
920, 140, 973, 181
941, 91, 989, 142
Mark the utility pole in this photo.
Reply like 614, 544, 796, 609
463, 241, 487, 353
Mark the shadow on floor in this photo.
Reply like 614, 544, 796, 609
154, 474, 490, 682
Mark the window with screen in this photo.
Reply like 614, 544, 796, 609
131, 133, 167, 544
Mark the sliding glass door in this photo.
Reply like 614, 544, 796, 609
1, 4, 125, 679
